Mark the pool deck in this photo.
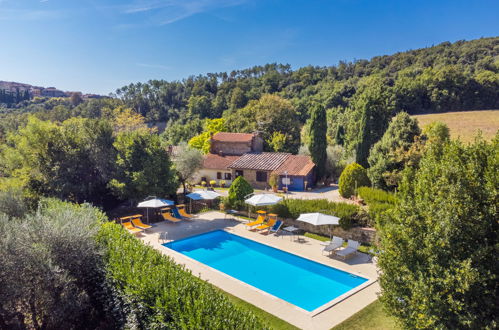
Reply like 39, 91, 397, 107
138, 211, 380, 330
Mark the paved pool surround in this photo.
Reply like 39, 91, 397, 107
138, 211, 380, 330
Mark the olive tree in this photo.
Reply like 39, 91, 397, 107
173, 142, 203, 194
0, 199, 123, 329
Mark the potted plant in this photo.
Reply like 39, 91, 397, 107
269, 173, 279, 192
210, 180, 217, 188
220, 180, 226, 188
201, 181, 207, 187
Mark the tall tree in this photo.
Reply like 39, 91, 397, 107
308, 104, 328, 181
378, 135, 499, 329
110, 131, 177, 201
367, 112, 421, 189
172, 143, 203, 194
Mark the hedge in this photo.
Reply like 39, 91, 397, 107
357, 187, 396, 205
97, 223, 266, 329
269, 199, 360, 229
357, 187, 397, 221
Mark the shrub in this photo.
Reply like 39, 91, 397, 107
269, 199, 360, 230
97, 222, 266, 329
269, 173, 279, 188
339, 163, 370, 198
357, 187, 397, 222
227, 176, 253, 210
357, 187, 397, 205
0, 199, 122, 329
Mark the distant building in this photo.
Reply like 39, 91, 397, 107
196, 132, 316, 191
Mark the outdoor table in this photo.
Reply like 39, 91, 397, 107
283, 226, 300, 241
225, 209, 239, 220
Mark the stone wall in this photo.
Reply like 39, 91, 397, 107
242, 211, 377, 244
211, 140, 252, 155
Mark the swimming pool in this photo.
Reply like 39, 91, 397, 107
164, 230, 368, 312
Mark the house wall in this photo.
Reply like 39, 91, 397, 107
232, 169, 271, 190
210, 135, 264, 155
197, 169, 233, 186
211, 141, 252, 155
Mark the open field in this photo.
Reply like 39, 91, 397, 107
413, 110, 499, 142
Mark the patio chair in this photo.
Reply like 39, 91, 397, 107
335, 239, 360, 259
268, 220, 283, 235
244, 211, 266, 228
255, 217, 277, 231
177, 204, 194, 219
322, 236, 344, 255
160, 208, 182, 223
132, 217, 152, 231
122, 221, 143, 234
255, 213, 278, 231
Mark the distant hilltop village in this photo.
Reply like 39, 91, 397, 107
0, 80, 105, 101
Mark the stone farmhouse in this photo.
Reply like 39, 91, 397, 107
197, 132, 316, 191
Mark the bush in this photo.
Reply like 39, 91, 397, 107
357, 186, 397, 205
357, 187, 397, 222
0, 199, 122, 329
339, 163, 370, 198
227, 176, 253, 210
97, 222, 266, 329
269, 199, 360, 230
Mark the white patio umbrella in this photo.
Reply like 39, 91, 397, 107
296, 212, 340, 240
137, 197, 174, 223
186, 190, 221, 200
186, 190, 221, 212
244, 194, 282, 206
244, 194, 283, 218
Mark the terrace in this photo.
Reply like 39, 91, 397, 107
138, 211, 379, 330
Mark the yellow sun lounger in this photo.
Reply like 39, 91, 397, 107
245, 211, 267, 228
177, 204, 194, 219
255, 214, 278, 231
132, 217, 152, 230
161, 210, 182, 223
122, 221, 143, 234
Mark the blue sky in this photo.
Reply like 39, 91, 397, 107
1, 0, 498, 95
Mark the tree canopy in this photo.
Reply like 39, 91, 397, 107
378, 134, 499, 329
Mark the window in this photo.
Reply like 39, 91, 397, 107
216, 172, 222, 179
224, 172, 232, 180
256, 171, 267, 182
235, 170, 244, 177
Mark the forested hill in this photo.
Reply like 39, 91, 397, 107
117, 37, 499, 122
1, 37, 498, 159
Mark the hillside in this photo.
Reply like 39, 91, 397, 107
413, 110, 499, 142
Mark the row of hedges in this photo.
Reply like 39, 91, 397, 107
357, 187, 397, 222
97, 222, 266, 329
268, 199, 361, 229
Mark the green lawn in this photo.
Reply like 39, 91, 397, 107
304, 232, 374, 255
221, 290, 299, 330
332, 300, 399, 330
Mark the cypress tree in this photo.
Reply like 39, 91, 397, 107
308, 104, 327, 180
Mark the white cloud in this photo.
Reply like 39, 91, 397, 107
119, 0, 249, 25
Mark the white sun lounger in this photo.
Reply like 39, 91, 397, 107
322, 236, 344, 255
335, 239, 360, 259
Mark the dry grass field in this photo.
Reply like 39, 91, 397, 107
413, 110, 499, 142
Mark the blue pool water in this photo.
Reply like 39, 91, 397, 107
165, 230, 368, 311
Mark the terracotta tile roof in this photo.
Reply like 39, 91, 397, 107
212, 132, 254, 142
274, 155, 315, 176
203, 153, 241, 169
228, 152, 290, 171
